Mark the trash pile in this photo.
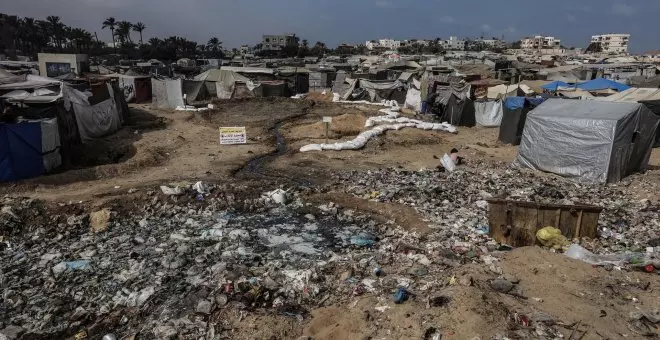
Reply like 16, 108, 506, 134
328, 159, 660, 259
0, 185, 387, 339
0, 158, 658, 338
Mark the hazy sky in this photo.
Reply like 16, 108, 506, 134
4, 0, 660, 53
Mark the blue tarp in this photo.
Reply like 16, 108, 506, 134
503, 97, 546, 110
576, 78, 630, 92
0, 122, 44, 182
504, 97, 526, 110
541, 81, 570, 91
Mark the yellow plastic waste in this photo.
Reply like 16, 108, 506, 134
536, 226, 569, 249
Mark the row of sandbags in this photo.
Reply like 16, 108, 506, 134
299, 107, 457, 153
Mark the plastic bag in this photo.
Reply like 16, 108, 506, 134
565, 244, 646, 266
441, 153, 456, 172
536, 227, 569, 249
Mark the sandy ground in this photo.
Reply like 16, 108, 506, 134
2, 98, 657, 202
220, 246, 659, 340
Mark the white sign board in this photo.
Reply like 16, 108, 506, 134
323, 116, 332, 123
219, 127, 247, 145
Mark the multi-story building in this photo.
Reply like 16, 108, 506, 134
590, 34, 630, 53
521, 36, 561, 50
479, 38, 507, 49
240, 45, 250, 55
365, 39, 402, 50
441, 36, 466, 51
261, 34, 299, 51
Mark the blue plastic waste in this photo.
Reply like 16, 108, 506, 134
393, 287, 408, 304
350, 233, 376, 247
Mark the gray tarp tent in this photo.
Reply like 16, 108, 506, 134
516, 100, 660, 183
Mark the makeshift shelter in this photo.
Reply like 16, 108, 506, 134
440, 94, 475, 127
0, 119, 60, 181
516, 100, 660, 183
194, 69, 255, 99
103, 73, 152, 103
487, 84, 533, 99
474, 100, 503, 127
338, 78, 407, 104
277, 68, 310, 94
151, 78, 184, 109
181, 80, 211, 102
62, 83, 123, 143
498, 97, 545, 145
602, 88, 660, 147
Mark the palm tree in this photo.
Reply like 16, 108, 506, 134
102, 17, 117, 51
133, 22, 146, 45
117, 21, 133, 44
148, 37, 162, 47
207, 37, 221, 51
46, 16, 63, 50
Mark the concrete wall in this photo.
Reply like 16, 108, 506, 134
37, 53, 89, 77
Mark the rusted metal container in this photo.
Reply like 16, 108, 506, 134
486, 199, 603, 247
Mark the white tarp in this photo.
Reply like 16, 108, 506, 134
151, 78, 184, 109
474, 100, 503, 127
404, 88, 422, 112
487, 84, 533, 100
119, 77, 136, 102
63, 84, 122, 143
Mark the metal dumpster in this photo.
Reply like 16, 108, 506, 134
486, 199, 603, 247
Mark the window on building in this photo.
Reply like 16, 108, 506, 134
45, 62, 71, 77
265, 38, 270, 42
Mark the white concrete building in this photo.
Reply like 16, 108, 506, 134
37, 53, 89, 77
591, 34, 630, 53
521, 36, 561, 50
442, 36, 466, 51
378, 39, 401, 50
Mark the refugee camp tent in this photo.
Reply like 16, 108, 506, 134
498, 97, 545, 145
181, 80, 210, 102
601, 88, 660, 147
277, 68, 310, 94
474, 100, 504, 127
440, 94, 475, 127
339, 78, 407, 104
0, 119, 61, 181
516, 100, 660, 183
194, 69, 255, 99
62, 83, 123, 143
487, 84, 534, 99
151, 78, 184, 109
103, 73, 152, 103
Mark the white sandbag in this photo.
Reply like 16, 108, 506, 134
300, 144, 323, 152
